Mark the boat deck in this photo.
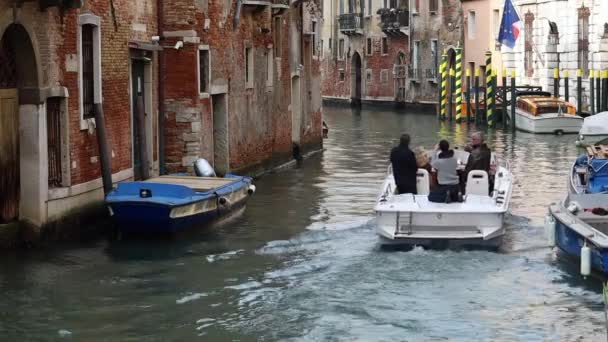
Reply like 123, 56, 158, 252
377, 194, 504, 213
144, 176, 237, 192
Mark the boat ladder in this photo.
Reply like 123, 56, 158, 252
395, 211, 413, 235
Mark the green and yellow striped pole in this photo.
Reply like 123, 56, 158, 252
455, 47, 463, 123
440, 52, 448, 120
485, 51, 494, 127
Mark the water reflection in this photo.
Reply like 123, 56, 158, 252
0, 105, 604, 341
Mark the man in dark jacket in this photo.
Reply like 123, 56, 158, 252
464, 132, 493, 192
390, 134, 418, 194
464, 132, 491, 175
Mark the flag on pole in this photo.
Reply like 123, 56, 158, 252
497, 0, 522, 49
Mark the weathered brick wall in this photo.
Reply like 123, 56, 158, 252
364, 35, 408, 99
162, 0, 320, 175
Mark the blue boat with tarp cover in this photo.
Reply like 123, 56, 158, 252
546, 143, 608, 278
105, 160, 255, 233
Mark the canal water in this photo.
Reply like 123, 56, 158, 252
1, 106, 606, 341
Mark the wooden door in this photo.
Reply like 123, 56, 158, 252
0, 88, 19, 223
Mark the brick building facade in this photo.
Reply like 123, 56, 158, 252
0, 0, 322, 245
321, 0, 463, 107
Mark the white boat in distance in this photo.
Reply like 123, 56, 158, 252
375, 150, 513, 249
507, 91, 583, 134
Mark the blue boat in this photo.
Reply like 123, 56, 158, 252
570, 143, 608, 194
105, 174, 255, 234
548, 192, 608, 277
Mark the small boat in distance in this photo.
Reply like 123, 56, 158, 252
507, 91, 583, 134
105, 159, 255, 234
375, 150, 513, 249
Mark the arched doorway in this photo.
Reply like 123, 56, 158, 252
394, 51, 407, 102
0, 24, 39, 224
351, 52, 362, 106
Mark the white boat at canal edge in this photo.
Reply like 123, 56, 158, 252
506, 91, 583, 134
374, 151, 513, 248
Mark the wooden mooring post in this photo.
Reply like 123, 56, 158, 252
94, 104, 113, 195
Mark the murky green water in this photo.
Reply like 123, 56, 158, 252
1, 106, 605, 341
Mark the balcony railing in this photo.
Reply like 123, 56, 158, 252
408, 67, 421, 80
425, 68, 438, 80
378, 8, 409, 35
338, 13, 363, 35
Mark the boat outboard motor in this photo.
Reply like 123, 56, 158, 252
193, 158, 216, 177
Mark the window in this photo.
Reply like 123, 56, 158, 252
431, 40, 438, 79
493, 9, 500, 39
578, 6, 590, 76
524, 11, 534, 77
266, 48, 273, 87
338, 39, 345, 60
320, 40, 324, 58
367, 0, 372, 16
430, 0, 438, 13
81, 24, 95, 119
381, 37, 388, 55
339, 69, 345, 81
468, 11, 476, 39
198, 48, 209, 94
366, 38, 372, 55
339, 0, 344, 14
273, 17, 282, 58
380, 69, 389, 83
412, 40, 420, 70
78, 13, 102, 129
329, 38, 333, 57
312, 20, 318, 57
245, 47, 253, 88
412, 0, 419, 13
366, 69, 372, 83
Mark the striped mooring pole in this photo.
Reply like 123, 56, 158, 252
449, 67, 455, 121
440, 52, 448, 120
465, 67, 472, 123
510, 69, 516, 133
474, 68, 480, 124
455, 48, 463, 123
590, 69, 595, 115
564, 70, 569, 103
502, 69, 507, 127
576, 69, 582, 116
485, 51, 494, 127
603, 70, 608, 112
554, 68, 560, 98
597, 70, 602, 113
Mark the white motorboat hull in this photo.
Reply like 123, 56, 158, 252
507, 107, 583, 134
375, 164, 513, 248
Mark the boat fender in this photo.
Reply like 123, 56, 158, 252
194, 158, 216, 177
248, 184, 256, 195
567, 201, 580, 214
219, 197, 232, 207
544, 213, 556, 247
581, 242, 591, 277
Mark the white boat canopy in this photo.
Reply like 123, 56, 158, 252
580, 112, 608, 136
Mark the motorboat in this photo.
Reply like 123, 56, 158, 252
507, 91, 583, 134
105, 159, 256, 234
547, 192, 608, 277
375, 150, 513, 248
576, 111, 608, 147
569, 142, 608, 194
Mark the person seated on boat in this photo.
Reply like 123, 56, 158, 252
414, 146, 436, 190
464, 131, 493, 192
428, 140, 462, 203
390, 134, 418, 194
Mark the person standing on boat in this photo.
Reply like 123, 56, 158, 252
428, 140, 462, 203
390, 134, 418, 194
464, 132, 491, 175
464, 132, 493, 192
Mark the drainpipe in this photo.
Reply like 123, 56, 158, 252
157, 0, 166, 175
234, 0, 243, 30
